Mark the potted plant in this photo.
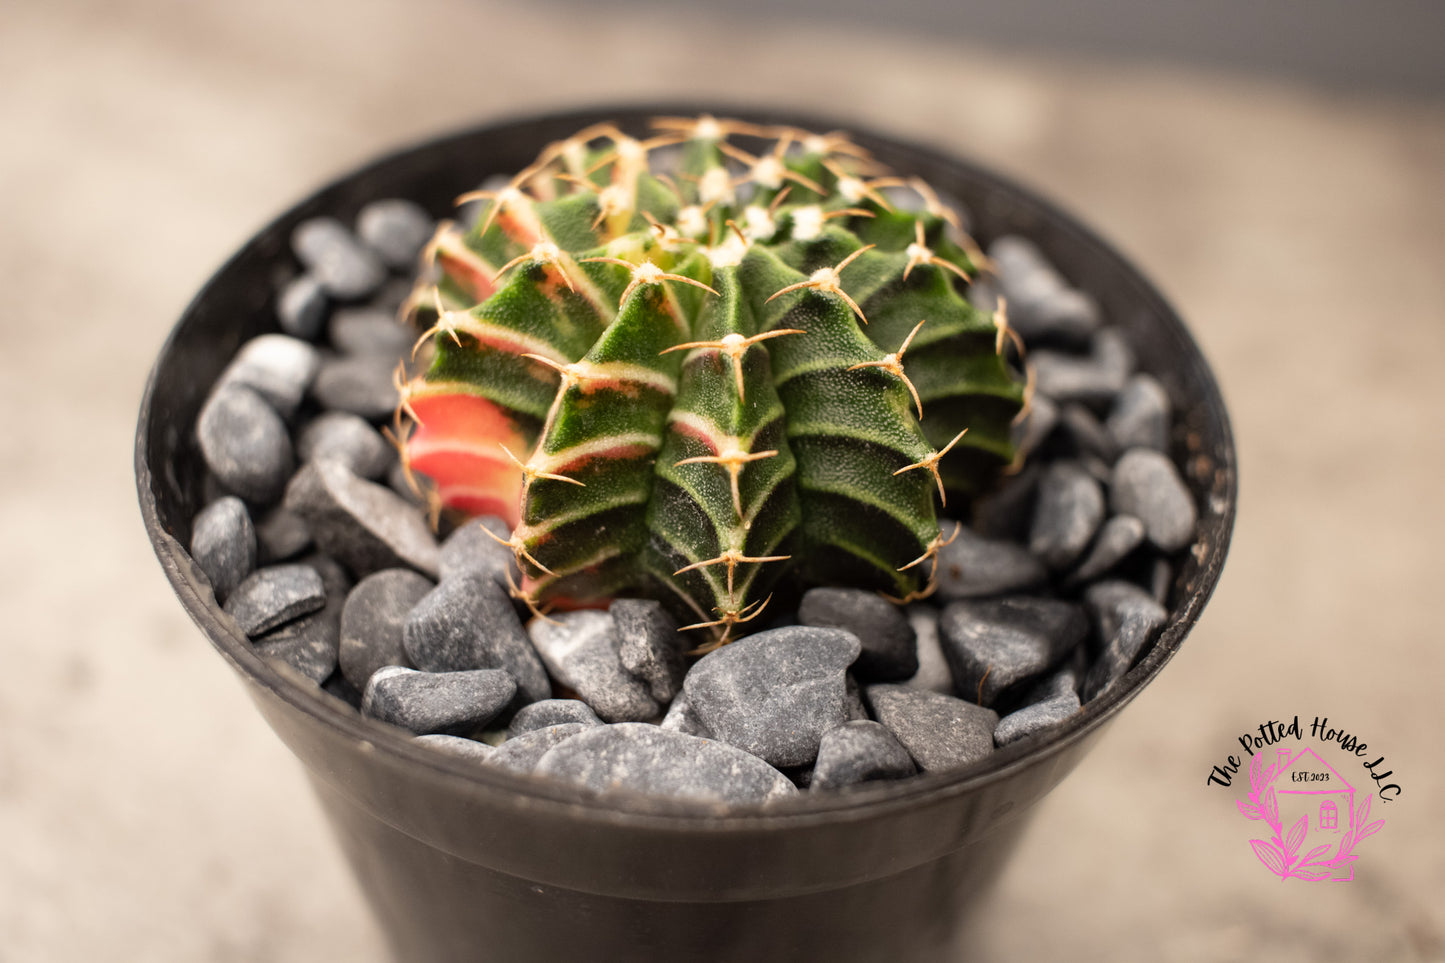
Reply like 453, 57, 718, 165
136, 105, 1234, 962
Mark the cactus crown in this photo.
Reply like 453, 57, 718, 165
398, 115, 1026, 646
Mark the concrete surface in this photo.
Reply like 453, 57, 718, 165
1, 0, 1442, 959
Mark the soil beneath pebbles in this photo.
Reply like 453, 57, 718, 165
186, 194, 1198, 807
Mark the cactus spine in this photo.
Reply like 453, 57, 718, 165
398, 116, 1025, 644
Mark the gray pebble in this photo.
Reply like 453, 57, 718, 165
197, 385, 294, 505
438, 517, 516, 586
1024, 662, 1081, 704
254, 506, 312, 563
865, 685, 998, 773
1107, 374, 1171, 452
1059, 403, 1119, 463
370, 277, 416, 315
969, 463, 1039, 541
329, 306, 415, 358
283, 459, 439, 578
994, 692, 1081, 747
610, 599, 686, 703
988, 236, 1100, 344
414, 733, 494, 762
528, 611, 658, 722
339, 568, 432, 689
1110, 449, 1196, 553
189, 496, 255, 603
362, 666, 516, 735
902, 606, 955, 694
506, 699, 604, 738
253, 595, 340, 684
405, 573, 550, 703
486, 724, 591, 774
299, 551, 352, 600
1030, 462, 1105, 570
1081, 580, 1168, 702
216, 334, 321, 419
938, 597, 1088, 708
224, 563, 326, 636
1031, 328, 1134, 407
356, 199, 434, 270
291, 217, 386, 300
1065, 514, 1146, 586
811, 720, 917, 791
296, 411, 395, 479
276, 274, 328, 342
798, 588, 916, 682
844, 673, 870, 721
659, 691, 712, 737
311, 354, 401, 421
535, 724, 798, 805
1012, 394, 1059, 457
934, 525, 1047, 600
1149, 557, 1173, 605
683, 625, 859, 768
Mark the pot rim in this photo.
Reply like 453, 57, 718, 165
136, 101, 1236, 830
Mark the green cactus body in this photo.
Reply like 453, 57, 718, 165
400, 116, 1024, 643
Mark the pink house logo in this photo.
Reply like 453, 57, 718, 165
1236, 746, 1384, 881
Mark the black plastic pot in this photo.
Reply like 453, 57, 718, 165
136, 105, 1236, 963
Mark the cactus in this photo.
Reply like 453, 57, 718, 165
396, 115, 1026, 645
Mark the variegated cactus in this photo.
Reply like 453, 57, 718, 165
396, 115, 1026, 645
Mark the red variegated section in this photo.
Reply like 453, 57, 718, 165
407, 392, 528, 527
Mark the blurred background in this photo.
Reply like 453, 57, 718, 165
2, 0, 1442, 959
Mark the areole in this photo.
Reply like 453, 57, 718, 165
136, 104, 1236, 962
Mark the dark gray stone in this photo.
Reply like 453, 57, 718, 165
283, 459, 439, 578
215, 334, 320, 419
938, 597, 1088, 708
339, 568, 433, 689
291, 217, 386, 300
506, 699, 604, 738
1107, 374, 1171, 452
1012, 394, 1059, 457
844, 673, 870, 721
536, 724, 798, 804
1110, 449, 1197, 553
659, 691, 712, 738
988, 235, 1101, 344
1030, 328, 1134, 407
934, 525, 1047, 600
1082, 580, 1169, 702
329, 306, 415, 358
683, 625, 860, 768
370, 277, 415, 315
254, 506, 312, 563
300, 551, 352, 600
902, 606, 955, 695
528, 611, 658, 722
798, 588, 916, 682
994, 692, 1081, 746
253, 595, 340, 684
405, 573, 550, 703
356, 199, 434, 270
1149, 557, 1174, 605
969, 463, 1040, 541
865, 685, 998, 773
610, 599, 686, 703
438, 517, 516, 586
311, 354, 401, 421
189, 496, 255, 603
196, 385, 294, 505
414, 733, 494, 762
223, 564, 326, 636
1024, 663, 1081, 704
361, 666, 516, 735
811, 720, 917, 791
486, 724, 590, 774
1065, 514, 1146, 585
296, 411, 395, 479
276, 274, 328, 342
1030, 462, 1105, 570
1059, 403, 1120, 463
